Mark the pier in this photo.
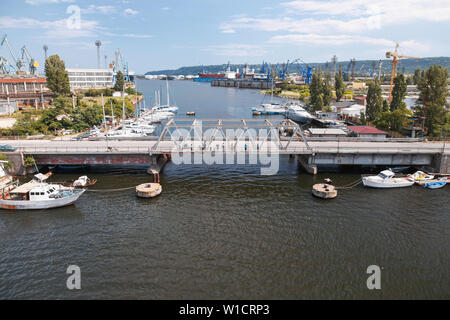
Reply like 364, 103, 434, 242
211, 79, 271, 89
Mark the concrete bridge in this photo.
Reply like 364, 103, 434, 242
2, 118, 449, 175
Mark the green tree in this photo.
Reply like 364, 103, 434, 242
390, 74, 407, 111
382, 99, 389, 112
335, 68, 345, 102
310, 71, 323, 112
114, 71, 125, 91
366, 81, 383, 121
413, 68, 421, 85
322, 73, 332, 107
45, 55, 70, 96
414, 65, 449, 136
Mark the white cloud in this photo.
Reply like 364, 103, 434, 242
203, 44, 267, 57
161, 7, 170, 11
221, 0, 450, 34
268, 34, 431, 55
124, 8, 139, 16
221, 29, 236, 34
0, 16, 99, 39
82, 5, 116, 15
25, 0, 74, 4
123, 33, 153, 39
282, 0, 450, 23
269, 34, 394, 46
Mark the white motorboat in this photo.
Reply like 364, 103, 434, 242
124, 122, 156, 135
362, 170, 415, 188
287, 104, 314, 123
107, 129, 147, 138
153, 105, 179, 113
0, 171, 85, 210
154, 111, 175, 120
252, 103, 287, 115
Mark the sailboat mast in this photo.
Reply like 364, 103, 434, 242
166, 78, 170, 106
101, 93, 109, 148
122, 83, 126, 123
110, 101, 115, 127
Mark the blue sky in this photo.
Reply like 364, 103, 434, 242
0, 0, 449, 73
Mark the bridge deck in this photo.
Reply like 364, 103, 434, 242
7, 139, 449, 155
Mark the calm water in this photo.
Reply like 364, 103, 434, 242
0, 80, 449, 299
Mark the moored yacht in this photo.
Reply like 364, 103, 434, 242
252, 103, 287, 115
362, 170, 415, 188
287, 104, 314, 123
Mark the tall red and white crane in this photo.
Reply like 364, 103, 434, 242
385, 43, 420, 104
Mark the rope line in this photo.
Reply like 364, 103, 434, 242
335, 179, 363, 190
86, 186, 137, 192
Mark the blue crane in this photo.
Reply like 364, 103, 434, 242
291, 58, 312, 84
278, 60, 290, 80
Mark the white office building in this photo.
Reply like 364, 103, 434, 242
66, 68, 114, 90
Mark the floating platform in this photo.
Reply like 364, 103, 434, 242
312, 184, 337, 199
136, 183, 162, 198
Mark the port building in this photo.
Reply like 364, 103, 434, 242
0, 74, 52, 112
66, 68, 114, 90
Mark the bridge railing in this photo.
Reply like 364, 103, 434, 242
12, 142, 449, 155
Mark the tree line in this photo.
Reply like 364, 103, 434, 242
308, 65, 449, 137
1, 55, 136, 136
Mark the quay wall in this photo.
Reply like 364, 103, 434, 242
211, 79, 271, 89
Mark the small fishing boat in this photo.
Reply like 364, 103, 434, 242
408, 171, 435, 182
362, 170, 415, 188
0, 172, 85, 210
64, 176, 98, 188
423, 180, 447, 189
415, 177, 448, 189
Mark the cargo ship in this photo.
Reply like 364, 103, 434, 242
194, 63, 242, 82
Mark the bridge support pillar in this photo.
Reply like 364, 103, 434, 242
4, 152, 27, 176
432, 153, 450, 174
298, 155, 317, 175
147, 154, 170, 175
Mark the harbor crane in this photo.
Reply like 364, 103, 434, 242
113, 48, 130, 82
21, 45, 39, 75
278, 60, 290, 80
0, 56, 13, 74
1, 34, 25, 72
291, 58, 312, 84
386, 43, 420, 104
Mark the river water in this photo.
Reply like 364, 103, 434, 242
0, 80, 448, 299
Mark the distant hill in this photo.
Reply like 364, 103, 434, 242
145, 57, 450, 76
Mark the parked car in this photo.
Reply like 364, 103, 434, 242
75, 132, 91, 140
0, 144, 16, 152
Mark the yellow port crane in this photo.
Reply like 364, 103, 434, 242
386, 43, 420, 104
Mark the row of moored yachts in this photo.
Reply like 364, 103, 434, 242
252, 102, 314, 123
106, 104, 178, 138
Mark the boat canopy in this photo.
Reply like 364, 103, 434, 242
34, 173, 50, 182
379, 170, 395, 178
9, 181, 40, 194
